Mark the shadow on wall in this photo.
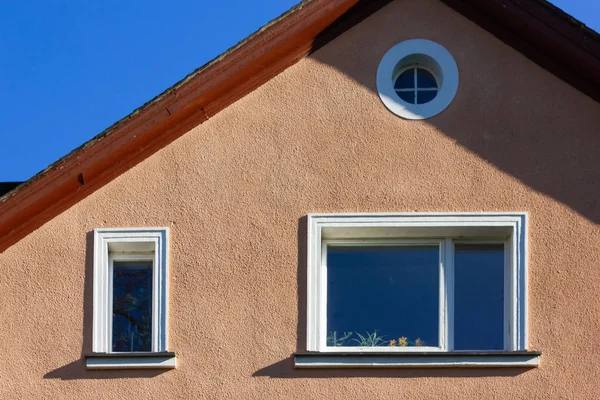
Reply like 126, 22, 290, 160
45, 1, 600, 380
296, 217, 308, 354
258, 1, 600, 378
308, 0, 600, 223
43, 231, 169, 380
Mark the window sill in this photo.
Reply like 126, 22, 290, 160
294, 351, 541, 369
85, 352, 176, 370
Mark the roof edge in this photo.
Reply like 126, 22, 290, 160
0, 0, 371, 252
441, 0, 600, 102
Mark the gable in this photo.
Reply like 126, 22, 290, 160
1, 0, 600, 253
3, 0, 599, 251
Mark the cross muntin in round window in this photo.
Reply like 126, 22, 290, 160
394, 66, 439, 105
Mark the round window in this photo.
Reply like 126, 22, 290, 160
394, 67, 439, 105
377, 39, 458, 120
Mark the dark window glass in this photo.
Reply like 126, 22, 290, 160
416, 68, 437, 88
394, 69, 414, 90
112, 261, 153, 352
397, 90, 415, 104
417, 90, 438, 104
454, 244, 504, 350
327, 246, 439, 347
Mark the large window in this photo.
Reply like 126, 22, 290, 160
88, 228, 175, 369
299, 213, 539, 368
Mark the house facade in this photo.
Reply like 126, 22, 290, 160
1, 0, 600, 398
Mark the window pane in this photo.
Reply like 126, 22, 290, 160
416, 90, 438, 104
394, 69, 415, 90
327, 246, 439, 347
454, 244, 504, 350
416, 68, 437, 88
397, 90, 415, 104
112, 261, 153, 352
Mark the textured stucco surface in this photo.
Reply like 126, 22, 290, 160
1, 0, 600, 398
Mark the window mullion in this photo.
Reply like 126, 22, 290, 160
438, 241, 446, 351
413, 68, 418, 105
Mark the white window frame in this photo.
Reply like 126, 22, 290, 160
89, 228, 174, 369
306, 213, 530, 360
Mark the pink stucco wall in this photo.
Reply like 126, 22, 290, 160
1, 0, 600, 398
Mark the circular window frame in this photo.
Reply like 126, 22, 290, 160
377, 39, 458, 120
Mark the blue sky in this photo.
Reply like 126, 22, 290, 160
0, 0, 598, 181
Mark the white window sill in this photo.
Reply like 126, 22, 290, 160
85, 352, 176, 370
294, 351, 541, 369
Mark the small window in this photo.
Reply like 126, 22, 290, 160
88, 228, 175, 369
111, 259, 153, 352
299, 213, 540, 368
394, 67, 439, 105
376, 39, 459, 120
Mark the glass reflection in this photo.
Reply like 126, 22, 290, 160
454, 244, 504, 350
112, 261, 153, 352
327, 245, 439, 347
397, 90, 415, 104
417, 90, 438, 104
394, 69, 414, 89
416, 68, 437, 88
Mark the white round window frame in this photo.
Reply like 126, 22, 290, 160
377, 39, 459, 120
